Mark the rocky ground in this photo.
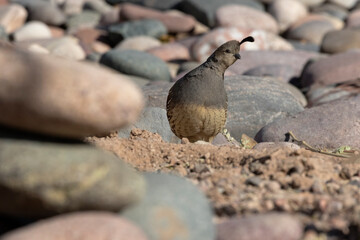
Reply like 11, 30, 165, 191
0, 0, 359, 240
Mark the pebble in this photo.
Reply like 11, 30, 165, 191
107, 0, 181, 10
296, 0, 325, 7
312, 3, 349, 20
217, 213, 303, 240
121, 172, 215, 240
66, 10, 101, 33
108, 19, 167, 45
1, 212, 147, 240
115, 36, 162, 51
268, 0, 308, 32
73, 28, 106, 55
254, 142, 301, 151
216, 4, 279, 34
301, 50, 360, 87
321, 29, 360, 54
21, 0, 66, 26
120, 3, 196, 33
0, 47, 143, 138
328, 0, 357, 9
255, 95, 360, 149
0, 25, 7, 40
13, 21, 52, 42
0, 137, 145, 217
146, 42, 190, 61
0, 4, 27, 33
100, 49, 171, 81
192, 27, 293, 62
84, 0, 113, 15
306, 84, 356, 107
347, 9, 360, 28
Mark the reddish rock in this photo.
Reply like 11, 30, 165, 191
217, 213, 303, 240
192, 27, 293, 62
74, 27, 105, 55
115, 36, 161, 51
1, 212, 148, 240
216, 5, 279, 33
301, 50, 360, 87
120, 3, 195, 33
0, 4, 27, 33
147, 42, 190, 61
0, 0, 8, 6
321, 29, 360, 54
347, 9, 360, 28
268, 0, 308, 32
49, 26, 65, 38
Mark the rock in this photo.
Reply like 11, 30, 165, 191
312, 3, 348, 20
300, 50, 360, 88
217, 213, 303, 240
228, 50, 320, 83
0, 4, 27, 33
216, 4, 278, 33
73, 28, 105, 55
347, 9, 360, 28
100, 5, 121, 25
0, 25, 8, 40
286, 14, 340, 44
0, 137, 145, 217
255, 95, 360, 149
254, 142, 301, 151
118, 107, 179, 143
1, 212, 147, 240
19, 0, 66, 26
175, 0, 264, 27
13, 21, 52, 42
62, 0, 84, 15
49, 26, 65, 38
16, 37, 86, 60
321, 29, 360, 54
84, 0, 112, 14
115, 36, 161, 51
106, 0, 181, 10
120, 3, 195, 33
146, 42, 190, 62
306, 84, 357, 107
289, 40, 320, 52
328, 0, 357, 9
100, 49, 171, 81
268, 0, 308, 32
66, 10, 101, 33
108, 19, 167, 45
296, 0, 325, 7
121, 172, 215, 240
27, 43, 49, 54
192, 27, 293, 62
123, 74, 151, 87
0, 47, 143, 138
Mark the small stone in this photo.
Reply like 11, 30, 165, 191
100, 49, 172, 81
347, 9, 360, 28
108, 19, 167, 45
146, 42, 190, 62
66, 10, 101, 33
63, 0, 84, 15
0, 4, 27, 33
115, 36, 162, 51
23, 0, 66, 26
121, 172, 215, 240
84, 0, 113, 14
268, 0, 308, 32
0, 47, 144, 138
245, 176, 263, 187
254, 142, 301, 151
73, 28, 105, 55
311, 180, 325, 193
13, 21, 52, 42
1, 212, 147, 240
306, 84, 353, 107
329, 0, 357, 9
216, 4, 279, 33
312, 3, 348, 20
106, 0, 181, 11
321, 29, 360, 54
296, 0, 325, 7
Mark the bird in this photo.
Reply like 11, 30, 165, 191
166, 36, 254, 143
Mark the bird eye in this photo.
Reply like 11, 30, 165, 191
225, 49, 231, 53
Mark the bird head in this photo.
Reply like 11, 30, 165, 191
208, 36, 254, 68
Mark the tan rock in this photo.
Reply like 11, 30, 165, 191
0, 47, 144, 138
0, 4, 27, 33
147, 42, 190, 61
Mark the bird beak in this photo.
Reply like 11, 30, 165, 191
234, 53, 241, 59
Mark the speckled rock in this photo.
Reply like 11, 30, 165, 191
100, 49, 171, 81
108, 19, 167, 45
0, 4, 27, 33
1, 212, 148, 240
121, 172, 215, 240
115, 36, 162, 51
0, 47, 143, 138
255, 95, 360, 149
175, 0, 264, 27
147, 42, 190, 61
0, 137, 145, 218
216, 4, 279, 33
192, 27, 293, 62
301, 50, 360, 87
217, 213, 303, 240
13, 21, 52, 42
321, 29, 360, 54
268, 0, 308, 32
120, 3, 196, 33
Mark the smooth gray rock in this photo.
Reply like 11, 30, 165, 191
312, 3, 348, 20
100, 49, 171, 81
141, 76, 305, 140
0, 137, 145, 218
321, 29, 360, 54
118, 107, 179, 143
175, 0, 264, 27
255, 95, 360, 149
106, 0, 181, 10
121, 172, 215, 240
66, 10, 101, 33
108, 19, 167, 45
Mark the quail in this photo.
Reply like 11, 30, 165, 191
166, 36, 254, 143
